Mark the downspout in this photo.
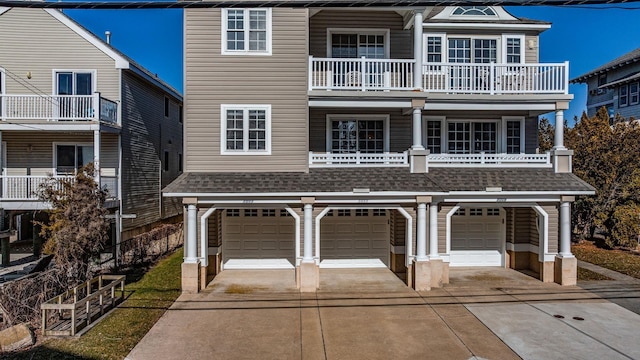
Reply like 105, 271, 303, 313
200, 206, 216, 267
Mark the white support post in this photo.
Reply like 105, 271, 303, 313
416, 203, 427, 261
413, 9, 423, 90
185, 204, 198, 263
200, 207, 217, 267
303, 203, 313, 262
412, 107, 424, 150
553, 110, 565, 150
429, 202, 439, 259
93, 129, 101, 186
559, 201, 573, 257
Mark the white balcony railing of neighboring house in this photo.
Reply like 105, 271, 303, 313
309, 57, 569, 95
0, 94, 118, 123
0, 174, 119, 200
309, 151, 409, 167
308, 151, 551, 168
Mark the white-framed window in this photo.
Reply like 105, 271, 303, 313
502, 35, 525, 64
220, 104, 271, 155
426, 35, 443, 63
423, 34, 526, 64
451, 6, 497, 16
620, 85, 629, 107
53, 70, 97, 119
629, 82, 639, 105
54, 143, 94, 175
326, 114, 389, 153
221, 8, 272, 55
327, 28, 390, 59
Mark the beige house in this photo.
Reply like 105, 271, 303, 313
165, 5, 594, 293
0, 8, 183, 243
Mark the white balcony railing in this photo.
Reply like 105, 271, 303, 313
309, 57, 569, 95
309, 151, 409, 167
427, 153, 551, 167
0, 94, 118, 123
0, 174, 119, 200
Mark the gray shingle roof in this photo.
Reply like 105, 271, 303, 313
571, 47, 640, 84
163, 167, 594, 196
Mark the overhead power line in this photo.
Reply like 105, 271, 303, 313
0, 0, 638, 9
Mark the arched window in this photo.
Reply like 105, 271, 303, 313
451, 6, 497, 16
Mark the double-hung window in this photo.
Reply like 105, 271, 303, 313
222, 9, 271, 55
629, 82, 639, 105
619, 85, 629, 107
221, 105, 271, 154
504, 36, 524, 64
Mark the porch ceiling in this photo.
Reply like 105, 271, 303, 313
163, 168, 594, 197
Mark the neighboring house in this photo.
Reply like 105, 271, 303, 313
571, 47, 640, 120
0, 8, 183, 245
165, 5, 594, 293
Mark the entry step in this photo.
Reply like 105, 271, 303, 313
224, 259, 295, 270
320, 259, 387, 268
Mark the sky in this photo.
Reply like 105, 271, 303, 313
65, 4, 640, 123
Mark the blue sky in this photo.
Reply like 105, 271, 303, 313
66, 5, 640, 123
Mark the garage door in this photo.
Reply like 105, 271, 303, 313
450, 208, 503, 267
223, 209, 295, 267
320, 209, 390, 267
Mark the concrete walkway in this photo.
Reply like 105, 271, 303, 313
127, 268, 640, 360
577, 259, 640, 282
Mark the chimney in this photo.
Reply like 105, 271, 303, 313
105, 31, 111, 45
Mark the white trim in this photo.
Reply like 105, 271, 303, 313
44, 9, 129, 69
325, 114, 390, 153
532, 205, 550, 263
501, 34, 525, 64
424, 103, 557, 111
314, 207, 331, 265
52, 69, 98, 95
52, 142, 93, 176
220, 104, 272, 155
285, 207, 301, 266
308, 100, 412, 108
326, 28, 391, 59
200, 207, 217, 267
445, 205, 461, 258
396, 207, 413, 267
422, 115, 445, 152
223, 259, 294, 269
501, 116, 525, 153
423, 33, 446, 64
221, 8, 272, 56
423, 23, 551, 31
0, 123, 107, 132
0, 7, 10, 16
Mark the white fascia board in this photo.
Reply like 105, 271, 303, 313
309, 100, 412, 108
0, 7, 10, 15
447, 190, 594, 196
163, 191, 439, 198
424, 103, 557, 111
44, 9, 129, 69
423, 22, 551, 31
0, 123, 100, 131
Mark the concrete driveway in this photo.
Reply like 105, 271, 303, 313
126, 268, 640, 360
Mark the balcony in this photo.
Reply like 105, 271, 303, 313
0, 174, 118, 201
0, 94, 118, 123
309, 151, 551, 168
309, 57, 569, 95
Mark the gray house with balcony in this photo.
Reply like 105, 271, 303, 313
165, 5, 594, 293
571, 47, 640, 120
0, 7, 183, 243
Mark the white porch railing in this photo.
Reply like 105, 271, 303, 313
0, 94, 118, 123
100, 175, 118, 198
309, 151, 409, 167
308, 57, 569, 94
0, 175, 71, 200
309, 56, 416, 91
427, 152, 551, 167
422, 62, 569, 94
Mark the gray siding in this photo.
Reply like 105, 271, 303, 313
525, 116, 538, 153
309, 11, 412, 59
2, 131, 117, 176
0, 8, 120, 103
184, 8, 309, 172
309, 108, 411, 153
121, 71, 183, 230
524, 35, 538, 63
585, 63, 640, 120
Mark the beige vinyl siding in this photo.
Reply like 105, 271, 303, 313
184, 8, 308, 172
524, 35, 538, 63
309, 11, 412, 59
2, 131, 117, 176
0, 8, 120, 103
541, 204, 558, 253
309, 108, 411, 153
505, 208, 514, 244
121, 71, 183, 230
513, 208, 533, 245
391, 209, 406, 246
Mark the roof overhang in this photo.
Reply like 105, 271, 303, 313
599, 72, 640, 89
423, 22, 551, 32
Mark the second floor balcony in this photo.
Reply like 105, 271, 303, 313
0, 173, 118, 201
309, 57, 569, 95
0, 94, 118, 124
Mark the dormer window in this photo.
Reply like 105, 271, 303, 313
452, 6, 497, 16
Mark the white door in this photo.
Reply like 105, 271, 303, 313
450, 208, 504, 266
320, 209, 390, 267
223, 209, 295, 268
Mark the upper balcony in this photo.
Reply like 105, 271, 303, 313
309, 57, 569, 95
0, 94, 118, 124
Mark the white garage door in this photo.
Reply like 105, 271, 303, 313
223, 209, 295, 268
320, 209, 390, 267
450, 208, 504, 267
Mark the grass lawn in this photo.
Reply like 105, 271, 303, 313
573, 241, 640, 279
4, 248, 184, 360
577, 266, 612, 281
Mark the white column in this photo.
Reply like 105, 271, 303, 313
553, 110, 565, 150
559, 201, 573, 257
303, 204, 313, 262
185, 204, 198, 263
429, 203, 439, 258
93, 129, 101, 185
413, 9, 423, 90
412, 107, 424, 150
416, 203, 427, 261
